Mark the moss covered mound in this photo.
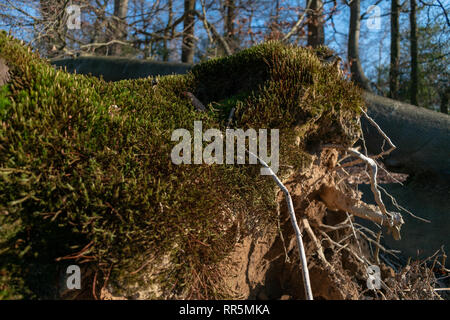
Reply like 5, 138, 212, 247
0, 31, 363, 299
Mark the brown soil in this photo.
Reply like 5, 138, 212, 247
218, 150, 441, 300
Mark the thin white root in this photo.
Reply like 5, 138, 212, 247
319, 230, 365, 264
301, 218, 332, 270
360, 109, 396, 159
218, 99, 314, 299
347, 148, 386, 214
345, 148, 403, 240
345, 211, 363, 256
250, 151, 314, 300
374, 230, 382, 265
378, 185, 431, 223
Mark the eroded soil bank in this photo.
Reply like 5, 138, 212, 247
94, 151, 444, 300
218, 151, 443, 300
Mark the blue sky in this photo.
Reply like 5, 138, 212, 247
1, 0, 447, 81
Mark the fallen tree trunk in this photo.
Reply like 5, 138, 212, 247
51, 56, 192, 81
362, 92, 449, 267
358, 175, 450, 267
363, 91, 450, 177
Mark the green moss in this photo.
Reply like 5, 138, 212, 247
0, 31, 363, 299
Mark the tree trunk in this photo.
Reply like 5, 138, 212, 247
51, 57, 192, 82
307, 0, 324, 47
390, 0, 400, 99
224, 0, 236, 52
275, 0, 280, 25
111, 0, 129, 56
348, 0, 372, 91
440, 86, 449, 114
163, 0, 173, 61
182, 0, 196, 63
225, 0, 235, 38
409, 0, 419, 106
361, 92, 450, 262
362, 91, 450, 176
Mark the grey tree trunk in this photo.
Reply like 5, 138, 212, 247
362, 91, 450, 176
390, 0, 400, 99
307, 0, 324, 47
111, 0, 129, 56
182, 0, 196, 63
348, 0, 372, 91
361, 92, 450, 265
51, 57, 192, 82
409, 0, 418, 106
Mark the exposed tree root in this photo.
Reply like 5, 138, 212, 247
318, 185, 404, 240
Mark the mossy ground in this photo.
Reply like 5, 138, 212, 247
0, 31, 363, 299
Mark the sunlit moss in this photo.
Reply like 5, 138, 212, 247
0, 31, 363, 299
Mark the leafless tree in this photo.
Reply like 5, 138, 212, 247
162, 0, 174, 61
306, 0, 324, 47
182, 0, 196, 63
348, 0, 372, 91
389, 0, 400, 99
409, 0, 418, 106
110, 0, 130, 56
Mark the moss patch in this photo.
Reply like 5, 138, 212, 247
0, 31, 364, 299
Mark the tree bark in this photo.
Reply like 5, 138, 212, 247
182, 0, 196, 63
51, 57, 192, 82
348, 0, 372, 91
362, 91, 450, 176
163, 0, 173, 61
224, 0, 237, 52
440, 86, 449, 114
111, 0, 129, 56
409, 0, 419, 106
390, 0, 400, 99
224, 0, 235, 38
307, 0, 324, 47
